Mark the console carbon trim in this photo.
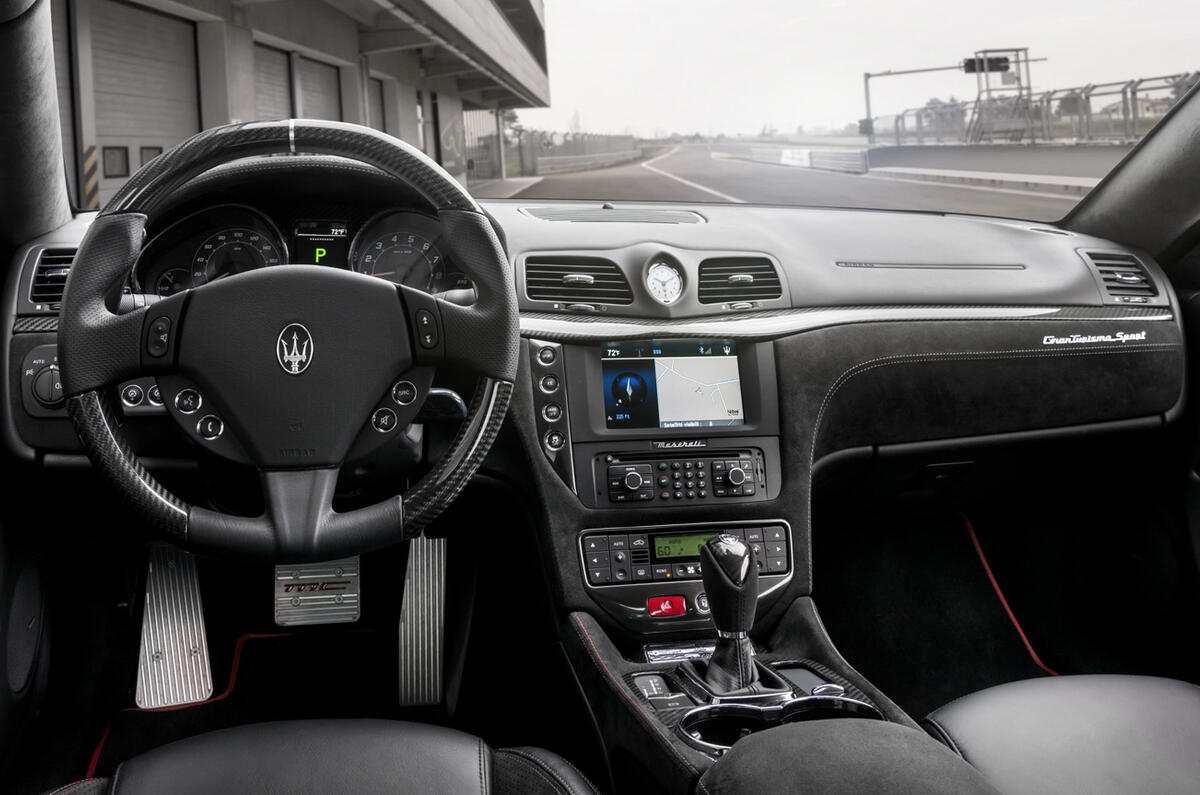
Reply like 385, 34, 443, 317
519, 305, 1173, 342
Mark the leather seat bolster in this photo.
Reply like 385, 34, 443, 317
925, 675, 1200, 795
110, 719, 490, 795
493, 747, 598, 795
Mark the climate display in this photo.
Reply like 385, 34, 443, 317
602, 340, 744, 430
654, 533, 714, 559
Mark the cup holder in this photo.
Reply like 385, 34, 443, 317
676, 695, 884, 754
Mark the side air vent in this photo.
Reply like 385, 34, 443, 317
697, 257, 783, 304
525, 256, 634, 305
1083, 251, 1158, 302
29, 248, 76, 309
522, 206, 705, 224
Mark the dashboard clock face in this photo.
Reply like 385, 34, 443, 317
646, 261, 684, 305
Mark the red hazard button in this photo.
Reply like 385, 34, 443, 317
647, 595, 687, 618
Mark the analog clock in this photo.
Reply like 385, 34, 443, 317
646, 261, 684, 305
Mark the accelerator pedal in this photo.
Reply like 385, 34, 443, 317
397, 534, 447, 706
135, 545, 214, 709
274, 556, 361, 626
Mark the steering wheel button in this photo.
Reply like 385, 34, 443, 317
146, 316, 171, 358
539, 374, 560, 393
121, 384, 145, 407
147, 384, 163, 406
197, 415, 223, 440
415, 309, 439, 349
174, 389, 202, 414
542, 403, 562, 421
392, 380, 417, 406
372, 408, 398, 432
545, 430, 565, 450
537, 347, 557, 365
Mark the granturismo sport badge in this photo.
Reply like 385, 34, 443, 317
277, 323, 314, 374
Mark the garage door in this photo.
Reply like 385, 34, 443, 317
296, 57, 341, 121
51, 0, 76, 204
368, 78, 386, 132
254, 45, 293, 121
92, 0, 199, 205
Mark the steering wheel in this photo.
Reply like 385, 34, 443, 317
58, 120, 518, 561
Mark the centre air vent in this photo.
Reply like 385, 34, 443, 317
697, 257, 782, 304
524, 256, 633, 305
1082, 251, 1158, 303
29, 248, 76, 310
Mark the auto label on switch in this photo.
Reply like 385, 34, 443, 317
647, 595, 687, 618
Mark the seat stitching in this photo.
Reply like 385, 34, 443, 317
502, 749, 584, 795
479, 738, 487, 795
570, 614, 700, 775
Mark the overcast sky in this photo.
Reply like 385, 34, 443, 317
518, 0, 1200, 136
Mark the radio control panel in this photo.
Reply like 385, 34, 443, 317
598, 449, 767, 506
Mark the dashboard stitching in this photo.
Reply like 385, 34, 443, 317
805, 342, 1183, 589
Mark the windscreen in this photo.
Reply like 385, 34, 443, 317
50, 0, 1198, 220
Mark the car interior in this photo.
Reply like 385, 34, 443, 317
3, 1, 1200, 793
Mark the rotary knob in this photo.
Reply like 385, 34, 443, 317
623, 471, 644, 491
727, 466, 747, 486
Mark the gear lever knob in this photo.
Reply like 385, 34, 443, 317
699, 533, 758, 636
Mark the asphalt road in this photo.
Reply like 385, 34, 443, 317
515, 145, 1084, 221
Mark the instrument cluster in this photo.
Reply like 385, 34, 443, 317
135, 204, 471, 297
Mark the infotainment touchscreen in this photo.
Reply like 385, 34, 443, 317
601, 340, 744, 429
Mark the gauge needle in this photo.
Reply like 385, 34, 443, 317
626, 379, 633, 398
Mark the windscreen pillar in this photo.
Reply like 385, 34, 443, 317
0, 0, 73, 247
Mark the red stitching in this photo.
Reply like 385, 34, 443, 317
962, 514, 1059, 677
571, 615, 699, 775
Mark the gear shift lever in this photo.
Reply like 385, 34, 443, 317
699, 533, 759, 693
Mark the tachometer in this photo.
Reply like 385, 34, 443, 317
350, 211, 470, 294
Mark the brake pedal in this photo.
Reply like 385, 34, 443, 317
274, 557, 361, 626
135, 545, 214, 709
397, 534, 446, 706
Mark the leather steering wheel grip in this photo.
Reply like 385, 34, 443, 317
58, 119, 519, 559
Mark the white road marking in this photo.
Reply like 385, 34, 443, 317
641, 146, 745, 203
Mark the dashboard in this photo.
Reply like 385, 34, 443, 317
134, 204, 472, 298
1, 156, 1188, 636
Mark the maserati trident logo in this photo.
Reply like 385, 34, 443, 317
277, 324, 313, 375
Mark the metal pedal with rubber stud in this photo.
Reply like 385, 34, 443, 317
397, 534, 447, 706
274, 556, 361, 626
135, 545, 214, 709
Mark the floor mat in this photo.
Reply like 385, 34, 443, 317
812, 512, 1051, 719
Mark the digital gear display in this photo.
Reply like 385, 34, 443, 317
293, 219, 348, 267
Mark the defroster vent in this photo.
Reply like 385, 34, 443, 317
525, 256, 634, 305
697, 257, 782, 304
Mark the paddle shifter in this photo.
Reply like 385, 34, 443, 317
699, 533, 760, 693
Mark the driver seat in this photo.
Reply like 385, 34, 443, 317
49, 719, 599, 795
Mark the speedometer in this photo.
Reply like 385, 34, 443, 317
190, 228, 282, 287
349, 211, 471, 294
